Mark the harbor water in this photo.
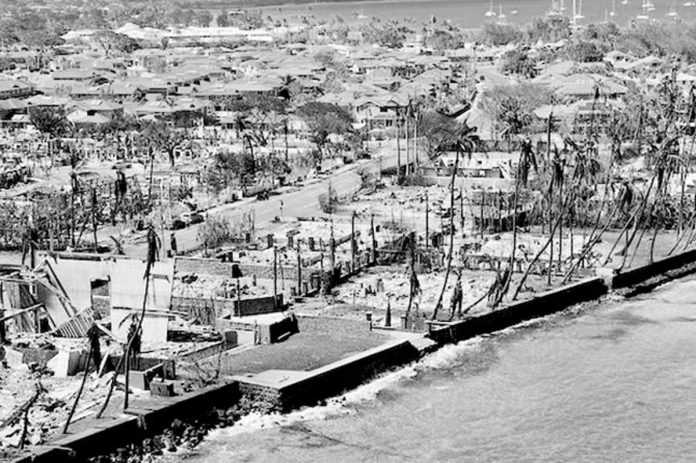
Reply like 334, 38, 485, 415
258, 0, 696, 30
175, 276, 696, 462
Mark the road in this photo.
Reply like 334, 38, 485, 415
121, 140, 418, 257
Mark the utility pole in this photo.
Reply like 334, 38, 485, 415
296, 241, 302, 296
370, 213, 377, 265
0, 282, 4, 343
497, 190, 502, 233
330, 220, 336, 269
319, 252, 324, 296
396, 113, 401, 181
480, 191, 484, 239
459, 186, 464, 233
273, 246, 278, 310
425, 191, 429, 255
414, 110, 419, 169
351, 211, 357, 273
91, 188, 99, 253
405, 109, 410, 176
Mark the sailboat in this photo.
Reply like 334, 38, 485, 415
485, 0, 497, 17
667, 2, 679, 15
645, 0, 655, 11
637, 0, 651, 18
498, 4, 507, 20
547, 0, 562, 16
575, 0, 585, 20
610, 0, 617, 16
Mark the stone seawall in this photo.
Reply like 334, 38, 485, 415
428, 277, 609, 345
234, 340, 420, 412
14, 382, 240, 463
15, 248, 696, 463
612, 248, 696, 294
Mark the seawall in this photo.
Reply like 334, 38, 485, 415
232, 339, 421, 412
612, 248, 696, 296
428, 277, 608, 344
14, 247, 696, 462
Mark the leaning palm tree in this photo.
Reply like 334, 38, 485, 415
63, 323, 100, 434
430, 145, 459, 321
546, 147, 565, 285
430, 127, 477, 321
494, 138, 536, 306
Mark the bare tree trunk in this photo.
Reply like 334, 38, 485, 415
512, 197, 570, 300
501, 162, 521, 299
619, 173, 658, 269
431, 149, 459, 321
405, 232, 416, 321
63, 341, 93, 434
558, 180, 563, 267
548, 195, 554, 285
562, 202, 621, 284
396, 117, 401, 181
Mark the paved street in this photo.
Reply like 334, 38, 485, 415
121, 140, 422, 257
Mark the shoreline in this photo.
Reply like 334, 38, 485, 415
12, 244, 696, 463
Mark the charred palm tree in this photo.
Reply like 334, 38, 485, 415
63, 324, 100, 434
96, 226, 159, 418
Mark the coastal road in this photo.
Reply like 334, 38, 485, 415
121, 140, 415, 257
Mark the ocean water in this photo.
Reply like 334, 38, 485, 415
172, 276, 696, 462
258, 0, 693, 30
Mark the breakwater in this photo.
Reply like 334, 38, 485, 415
14, 248, 696, 463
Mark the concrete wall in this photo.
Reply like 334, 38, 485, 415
111, 307, 170, 344
235, 340, 419, 411
170, 294, 283, 325
612, 248, 696, 291
40, 253, 173, 313
13, 382, 240, 463
428, 277, 608, 345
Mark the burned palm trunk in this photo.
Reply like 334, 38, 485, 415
431, 147, 459, 321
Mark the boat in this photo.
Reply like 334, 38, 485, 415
684, 1, 695, 6
667, 2, 679, 16
485, 0, 497, 17
574, 0, 585, 20
621, 0, 629, 5
510, 9, 519, 14
547, 0, 562, 16
637, 0, 652, 17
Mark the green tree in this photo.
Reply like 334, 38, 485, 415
479, 22, 523, 46
29, 106, 69, 137
217, 10, 230, 27
500, 47, 538, 78
565, 40, 605, 63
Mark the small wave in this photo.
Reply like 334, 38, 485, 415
208, 338, 494, 440
416, 336, 486, 370
212, 364, 420, 438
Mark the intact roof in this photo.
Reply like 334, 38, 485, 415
68, 113, 110, 124
26, 95, 70, 107
546, 74, 628, 97
70, 99, 123, 111
0, 79, 34, 92
355, 92, 408, 108
0, 98, 28, 110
